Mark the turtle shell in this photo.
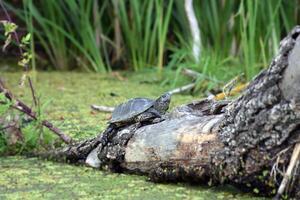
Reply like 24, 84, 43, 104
110, 98, 154, 123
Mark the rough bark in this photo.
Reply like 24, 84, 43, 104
34, 27, 300, 199
214, 27, 300, 196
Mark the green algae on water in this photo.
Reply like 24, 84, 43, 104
0, 72, 268, 200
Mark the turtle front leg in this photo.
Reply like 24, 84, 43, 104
135, 112, 156, 122
136, 109, 165, 124
149, 108, 168, 123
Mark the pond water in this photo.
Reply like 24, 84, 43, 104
0, 72, 268, 199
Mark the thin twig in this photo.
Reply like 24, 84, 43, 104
182, 68, 223, 83
182, 68, 200, 80
271, 147, 291, 184
168, 83, 196, 95
91, 105, 114, 113
0, 79, 73, 144
0, 125, 15, 131
27, 75, 37, 106
166, 68, 198, 95
274, 143, 300, 200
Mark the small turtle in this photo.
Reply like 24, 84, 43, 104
111, 93, 171, 126
105, 92, 171, 135
86, 93, 171, 168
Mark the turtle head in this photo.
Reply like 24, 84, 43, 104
154, 92, 172, 114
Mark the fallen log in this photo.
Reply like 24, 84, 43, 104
34, 26, 300, 199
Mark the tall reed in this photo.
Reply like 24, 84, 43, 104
2, 0, 299, 81
116, 0, 173, 71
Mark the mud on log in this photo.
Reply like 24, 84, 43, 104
37, 27, 300, 199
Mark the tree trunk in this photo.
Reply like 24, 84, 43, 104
37, 27, 300, 199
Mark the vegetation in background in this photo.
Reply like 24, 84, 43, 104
0, 19, 58, 155
0, 2, 296, 198
1, 0, 299, 80
0, 91, 57, 155
117, 0, 174, 71
0, 117, 57, 155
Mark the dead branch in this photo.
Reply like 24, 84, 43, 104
168, 83, 195, 95
91, 105, 114, 113
0, 79, 73, 144
169, 68, 222, 95
27, 75, 38, 106
274, 143, 300, 200
167, 68, 198, 94
181, 68, 200, 80
182, 68, 222, 83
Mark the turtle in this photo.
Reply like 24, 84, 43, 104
104, 92, 171, 134
110, 92, 171, 126
85, 93, 171, 168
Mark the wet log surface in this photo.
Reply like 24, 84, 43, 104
35, 27, 300, 199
